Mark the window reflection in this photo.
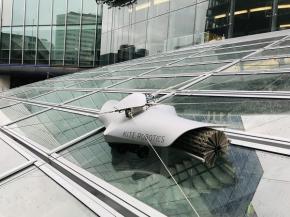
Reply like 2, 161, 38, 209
65, 26, 80, 66
60, 132, 267, 217
25, 0, 39, 25
170, 0, 196, 11
147, 14, 169, 55
38, 0, 52, 25
12, 0, 25, 26
51, 26, 65, 66
52, 0, 67, 25
24, 26, 37, 64
67, 0, 82, 25
37, 26, 51, 65
225, 57, 290, 72
80, 25, 96, 67
148, 0, 170, 18
82, 0, 97, 24
11, 27, 24, 64
2, 0, 13, 26
163, 95, 290, 139
167, 6, 195, 51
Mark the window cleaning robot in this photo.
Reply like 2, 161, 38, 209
99, 93, 230, 167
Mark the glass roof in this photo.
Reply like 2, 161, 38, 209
33, 90, 90, 104
69, 79, 123, 89
0, 167, 98, 217
1, 31, 290, 217
175, 51, 252, 65
162, 95, 290, 139
186, 73, 290, 91
67, 92, 129, 110
6, 109, 103, 150
0, 138, 28, 175
3, 88, 52, 99
224, 57, 290, 72
60, 132, 290, 217
110, 77, 190, 90
0, 103, 46, 125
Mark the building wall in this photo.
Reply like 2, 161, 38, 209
0, 75, 10, 91
100, 0, 290, 65
0, 0, 102, 68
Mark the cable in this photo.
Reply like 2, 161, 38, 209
128, 112, 201, 217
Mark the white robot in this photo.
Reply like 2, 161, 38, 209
99, 93, 229, 167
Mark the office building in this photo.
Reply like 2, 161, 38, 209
0, 29, 290, 216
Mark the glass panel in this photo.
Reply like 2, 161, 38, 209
4, 88, 51, 99
82, 0, 97, 24
202, 43, 269, 56
146, 14, 169, 55
0, 103, 45, 125
187, 74, 290, 91
220, 36, 283, 49
0, 27, 10, 63
147, 62, 228, 76
2, 0, 13, 26
80, 25, 96, 67
148, 0, 169, 18
61, 133, 290, 217
65, 25, 80, 66
133, 0, 149, 23
11, 26, 23, 63
29, 80, 81, 88
24, 26, 37, 64
38, 0, 52, 25
69, 79, 122, 89
252, 47, 290, 58
25, 0, 39, 25
0, 99, 18, 109
161, 52, 198, 61
67, 92, 129, 109
52, 0, 67, 25
126, 60, 174, 69
37, 26, 51, 64
131, 21, 147, 57
105, 68, 155, 77
170, 0, 195, 11
33, 90, 89, 104
225, 57, 290, 72
51, 25, 65, 66
60, 133, 197, 216
111, 77, 189, 89
194, 1, 209, 45
0, 139, 27, 175
162, 95, 290, 139
0, 167, 98, 217
67, 0, 82, 25
12, 0, 25, 25
7, 109, 103, 150
167, 6, 195, 51
273, 39, 290, 47
66, 72, 108, 79
177, 51, 252, 64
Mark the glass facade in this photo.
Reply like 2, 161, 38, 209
0, 0, 102, 67
1, 0, 290, 69
99, 0, 290, 66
